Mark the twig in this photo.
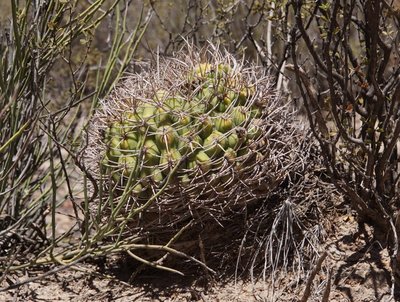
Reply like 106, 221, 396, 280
126, 250, 184, 276
286, 64, 329, 138
322, 268, 332, 302
0, 255, 90, 292
300, 251, 328, 302
198, 234, 210, 280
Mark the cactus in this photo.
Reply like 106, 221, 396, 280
94, 58, 268, 194
86, 44, 300, 234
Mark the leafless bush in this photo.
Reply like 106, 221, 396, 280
288, 0, 400, 295
0, 0, 149, 283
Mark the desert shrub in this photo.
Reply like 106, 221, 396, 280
0, 0, 149, 279
288, 0, 400, 294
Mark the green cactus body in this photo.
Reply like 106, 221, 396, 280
238, 85, 255, 105
153, 89, 168, 101
203, 130, 226, 157
178, 132, 202, 155
188, 98, 207, 116
92, 53, 276, 204
154, 107, 170, 126
247, 122, 263, 140
123, 113, 142, 130
143, 138, 160, 166
141, 104, 156, 119
160, 148, 182, 175
214, 114, 233, 133
224, 148, 237, 163
222, 95, 234, 109
119, 155, 138, 178
107, 137, 124, 162
227, 133, 240, 149
186, 158, 198, 171
226, 91, 238, 104
216, 83, 226, 96
165, 97, 186, 112
194, 63, 213, 78
218, 103, 227, 113
197, 85, 213, 100
151, 168, 164, 184
207, 96, 219, 112
109, 122, 124, 138
132, 182, 143, 195
155, 126, 178, 149
250, 106, 262, 119
120, 137, 137, 151
179, 112, 192, 126
198, 114, 213, 139
178, 173, 191, 186
232, 106, 248, 126
195, 150, 211, 173
125, 131, 139, 141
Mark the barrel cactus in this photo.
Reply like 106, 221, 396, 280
86, 45, 302, 244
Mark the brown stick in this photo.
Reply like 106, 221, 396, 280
322, 268, 332, 302
300, 251, 328, 302
286, 64, 329, 138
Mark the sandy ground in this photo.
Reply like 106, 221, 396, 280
0, 208, 394, 302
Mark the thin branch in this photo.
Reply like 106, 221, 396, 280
300, 251, 328, 302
